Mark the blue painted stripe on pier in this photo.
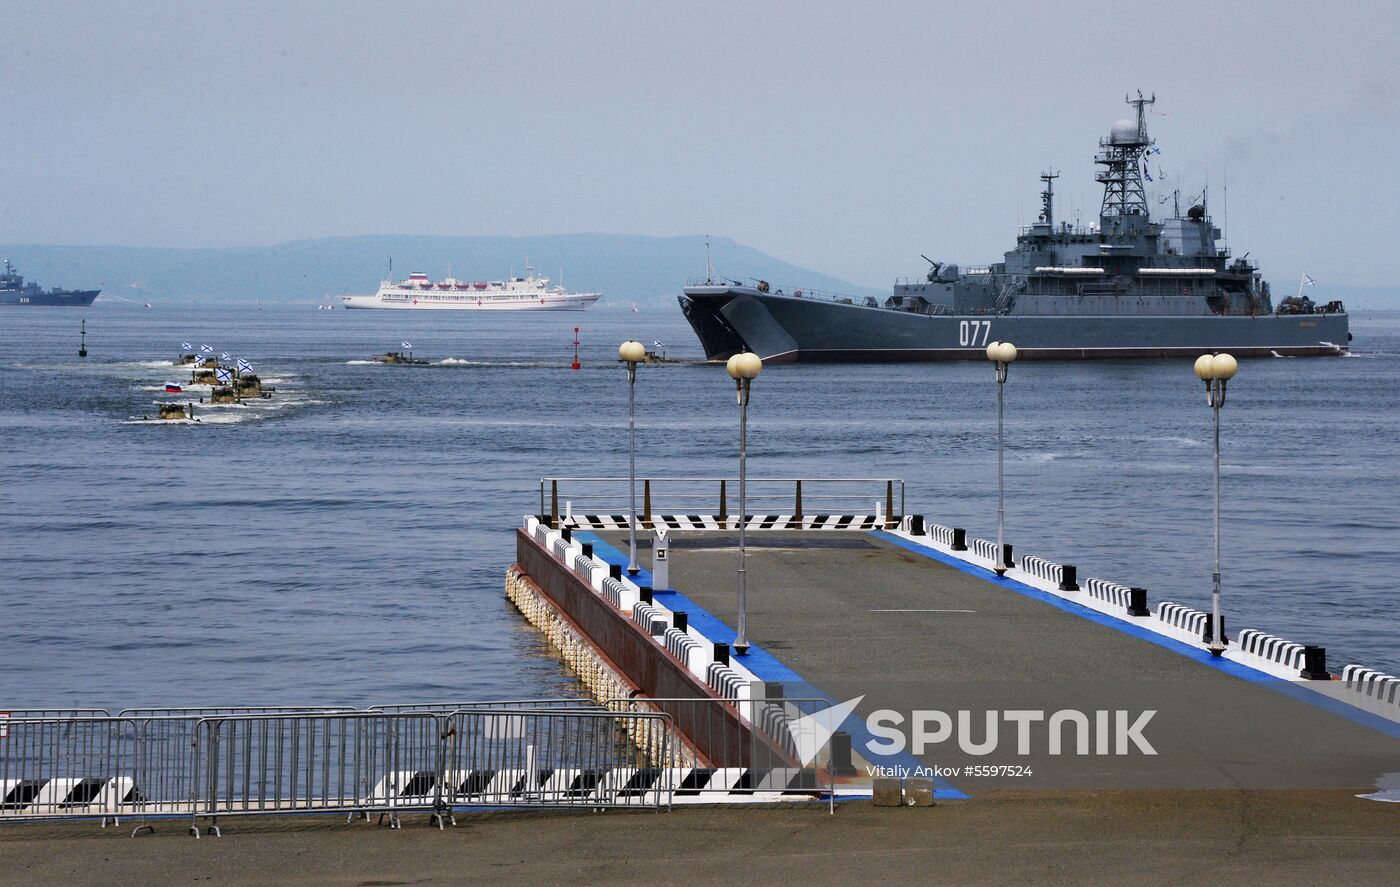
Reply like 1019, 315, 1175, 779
874, 530, 1400, 742
577, 531, 970, 799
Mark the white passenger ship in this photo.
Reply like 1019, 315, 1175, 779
341, 268, 600, 311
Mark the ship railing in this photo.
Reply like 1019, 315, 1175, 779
537, 476, 905, 529
683, 278, 872, 305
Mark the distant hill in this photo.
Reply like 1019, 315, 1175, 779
0, 235, 884, 306
4, 235, 1395, 308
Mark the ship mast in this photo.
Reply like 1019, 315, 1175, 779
1096, 91, 1155, 219
1038, 171, 1059, 227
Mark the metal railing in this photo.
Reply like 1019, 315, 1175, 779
684, 278, 872, 306
1, 705, 679, 836
539, 476, 905, 529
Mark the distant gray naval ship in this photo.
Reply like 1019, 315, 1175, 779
1, 260, 100, 307
680, 93, 1350, 362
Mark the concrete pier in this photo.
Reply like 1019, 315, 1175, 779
587, 530, 1399, 794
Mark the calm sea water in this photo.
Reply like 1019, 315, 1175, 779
2, 303, 1398, 709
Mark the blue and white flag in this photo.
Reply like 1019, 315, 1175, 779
1142, 162, 1153, 182
1302, 274, 1316, 286
402, 341, 413, 350
237, 358, 253, 373
220, 351, 230, 361
200, 344, 213, 354
653, 340, 664, 347
216, 368, 232, 383
180, 341, 191, 351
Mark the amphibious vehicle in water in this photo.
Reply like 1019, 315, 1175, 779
679, 93, 1349, 362
1, 260, 100, 307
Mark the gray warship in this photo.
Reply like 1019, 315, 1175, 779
0, 260, 100, 307
679, 93, 1349, 362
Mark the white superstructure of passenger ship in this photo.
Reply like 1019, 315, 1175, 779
341, 268, 600, 311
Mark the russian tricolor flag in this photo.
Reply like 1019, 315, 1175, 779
164, 383, 183, 393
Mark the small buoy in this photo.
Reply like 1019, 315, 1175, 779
571, 326, 581, 370
78, 318, 87, 357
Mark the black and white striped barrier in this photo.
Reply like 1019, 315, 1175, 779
1236, 629, 1305, 672
970, 537, 1012, 570
664, 625, 701, 669
1342, 665, 1400, 706
756, 701, 800, 759
632, 601, 668, 636
557, 514, 882, 531
373, 767, 825, 805
706, 661, 745, 702
1156, 601, 1225, 643
926, 524, 967, 551
1019, 555, 1080, 592
1084, 578, 1150, 617
600, 575, 626, 609
572, 548, 601, 585
0, 777, 137, 818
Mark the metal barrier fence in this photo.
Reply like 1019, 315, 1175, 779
0, 716, 131, 826
604, 696, 837, 812
2, 705, 677, 836
538, 476, 905, 529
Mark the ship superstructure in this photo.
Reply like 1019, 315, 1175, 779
0, 260, 100, 307
341, 267, 600, 311
679, 93, 1349, 361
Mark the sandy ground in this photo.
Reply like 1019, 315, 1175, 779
2, 791, 1397, 886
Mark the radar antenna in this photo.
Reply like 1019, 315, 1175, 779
1038, 170, 1059, 226
1095, 91, 1155, 219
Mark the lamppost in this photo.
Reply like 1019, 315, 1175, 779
986, 341, 1017, 574
1194, 352, 1238, 654
726, 350, 763, 654
620, 340, 647, 574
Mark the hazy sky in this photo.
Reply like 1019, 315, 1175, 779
4, 0, 1397, 287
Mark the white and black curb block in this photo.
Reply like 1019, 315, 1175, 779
1020, 554, 1080, 592
1084, 578, 1149, 617
372, 767, 827, 805
1155, 601, 1224, 644
0, 777, 137, 818
1342, 665, 1400, 706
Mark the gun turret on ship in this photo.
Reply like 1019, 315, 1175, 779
678, 93, 1350, 362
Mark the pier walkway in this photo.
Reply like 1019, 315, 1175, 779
591, 529, 1400, 796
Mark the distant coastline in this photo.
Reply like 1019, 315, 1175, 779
0, 234, 883, 309
4, 234, 1396, 310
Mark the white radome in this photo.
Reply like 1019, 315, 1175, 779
619, 340, 646, 363
1110, 119, 1138, 144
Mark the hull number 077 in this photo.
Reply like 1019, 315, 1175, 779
959, 320, 992, 347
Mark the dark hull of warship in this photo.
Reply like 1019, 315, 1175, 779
0, 288, 100, 307
679, 286, 1350, 362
